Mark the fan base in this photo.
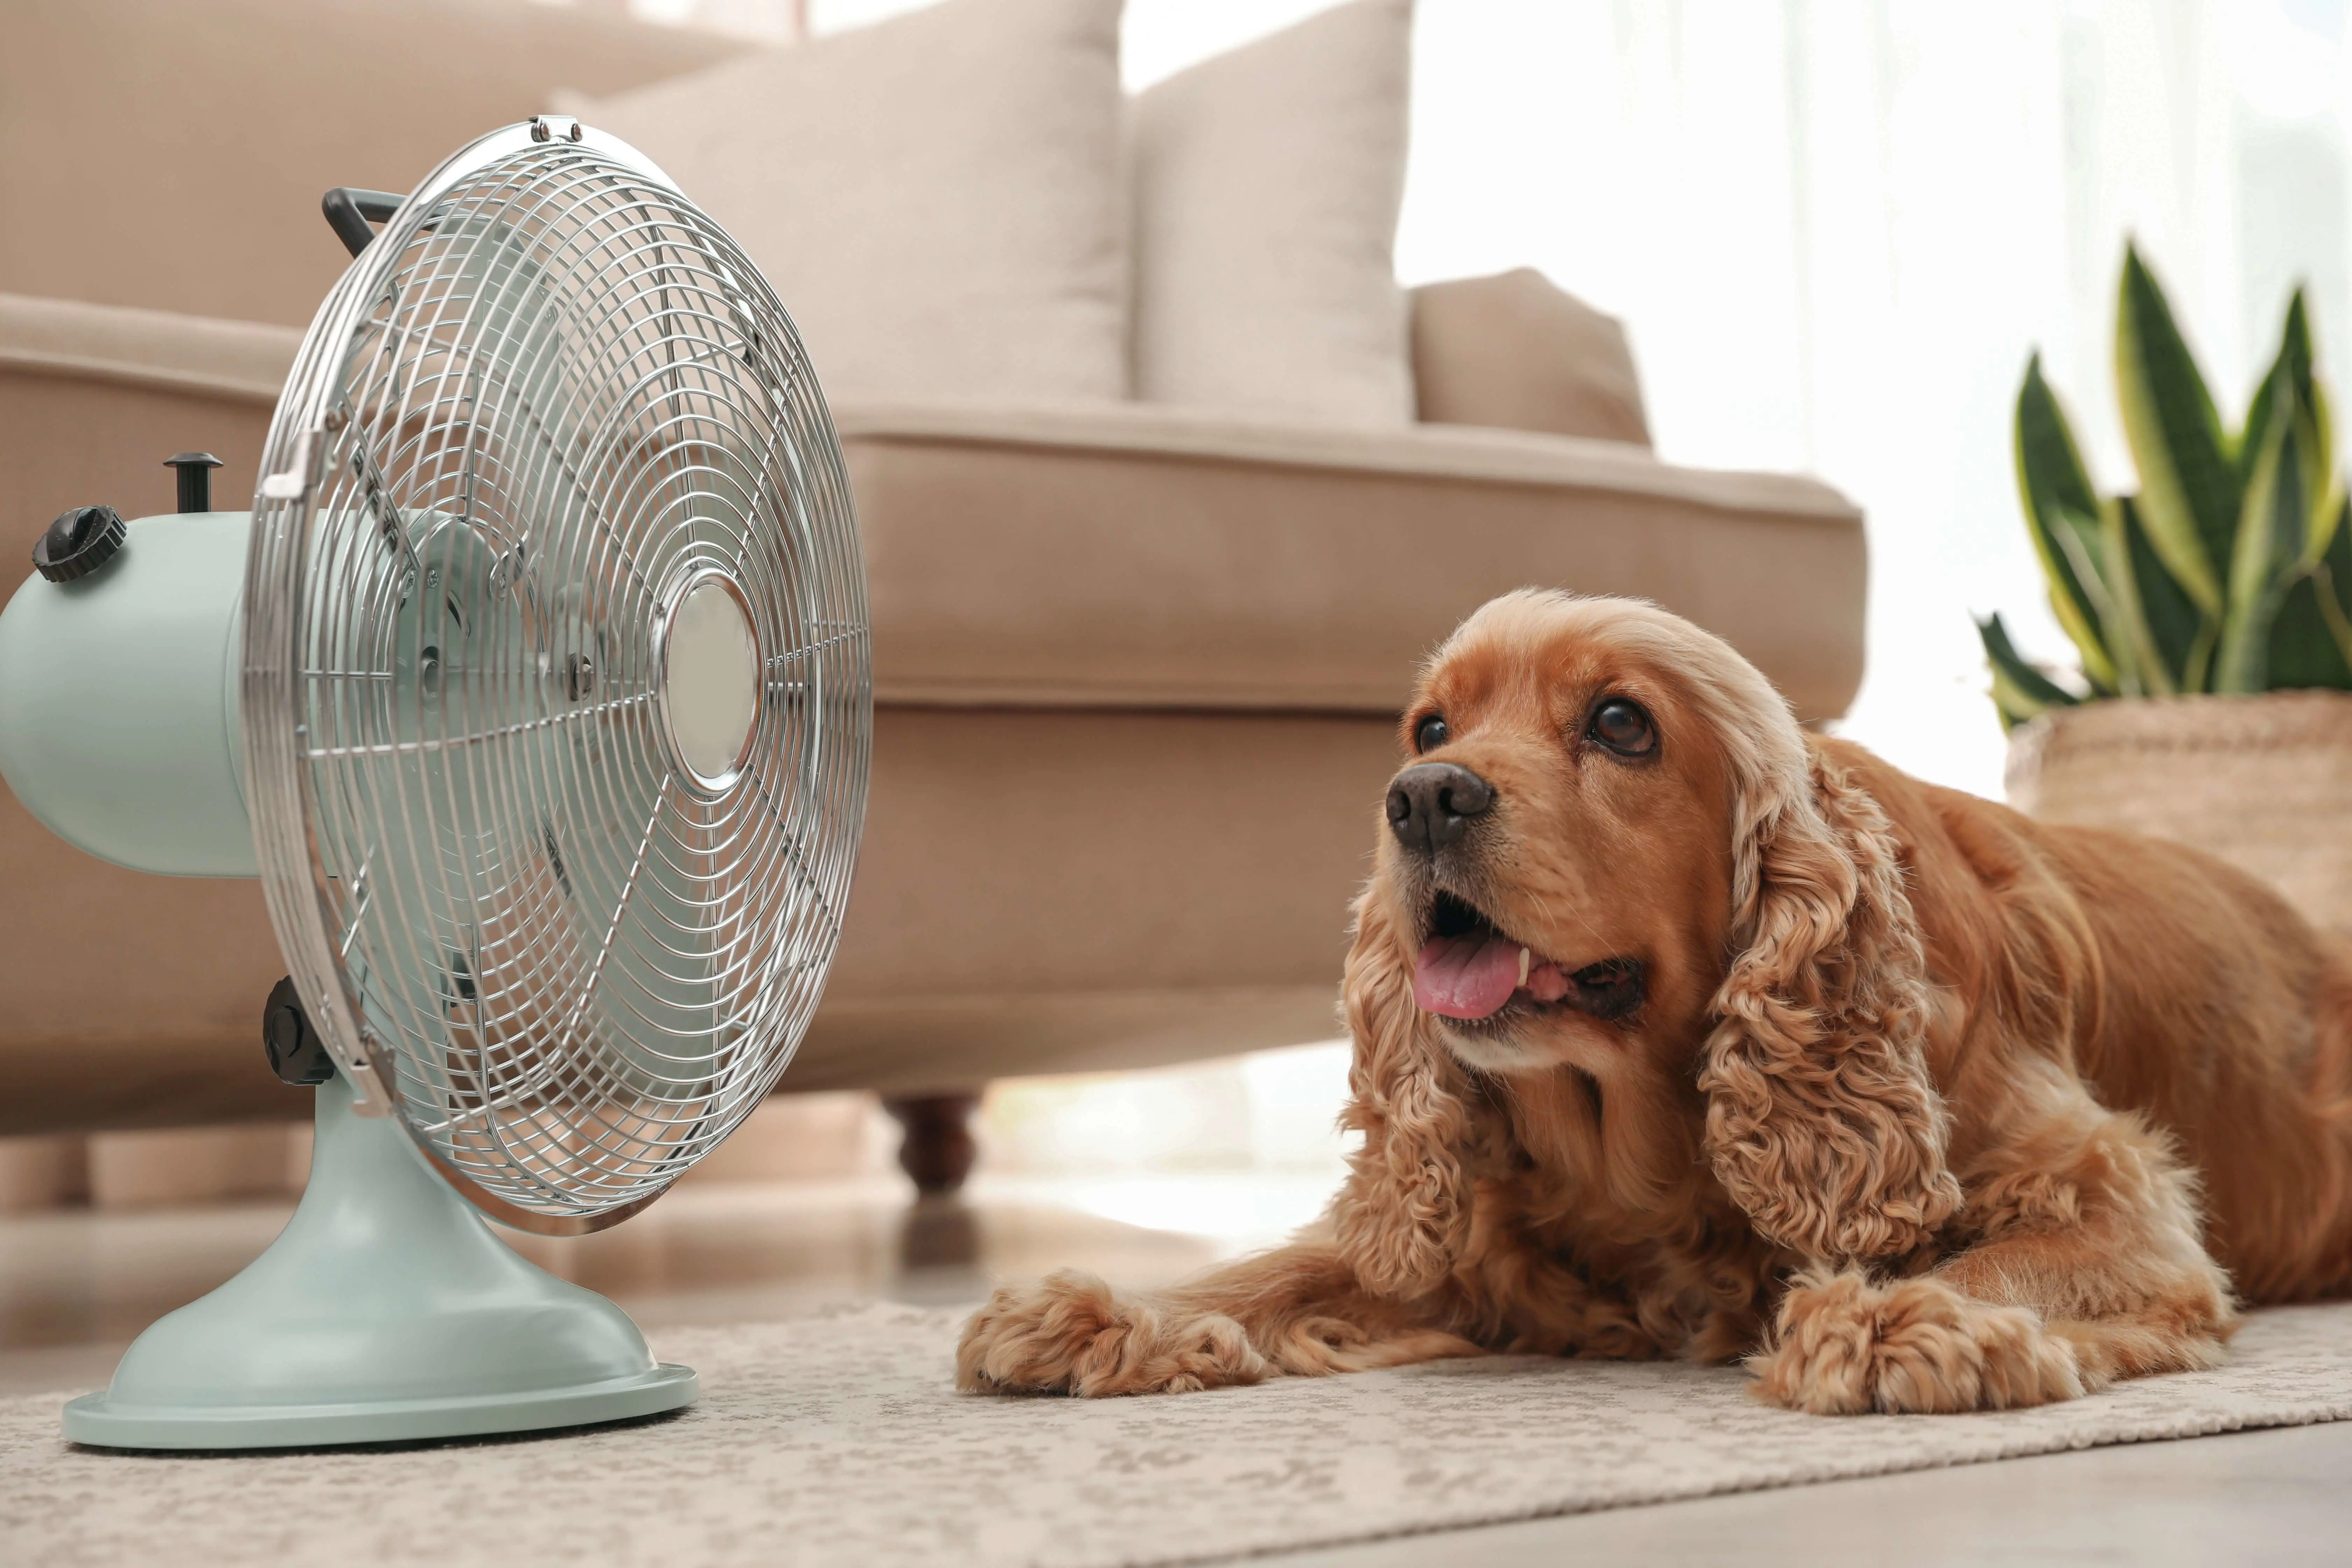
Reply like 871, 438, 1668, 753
61, 1072, 698, 1451
59, 1363, 696, 1450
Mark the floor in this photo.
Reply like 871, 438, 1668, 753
5, 1178, 2350, 1567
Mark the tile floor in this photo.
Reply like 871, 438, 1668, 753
4, 1176, 2348, 1566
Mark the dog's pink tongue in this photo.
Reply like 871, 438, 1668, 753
1414, 935, 1523, 1019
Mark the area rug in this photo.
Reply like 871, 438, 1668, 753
7, 1301, 2352, 1568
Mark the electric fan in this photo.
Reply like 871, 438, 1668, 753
0, 117, 868, 1448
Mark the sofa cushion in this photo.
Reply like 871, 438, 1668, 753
1412, 269, 1653, 447
840, 401, 1866, 723
0, 0, 744, 328
561, 0, 1129, 407
1129, 0, 1416, 425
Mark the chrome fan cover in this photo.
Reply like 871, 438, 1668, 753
243, 120, 869, 1234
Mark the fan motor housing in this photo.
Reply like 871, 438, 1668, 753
0, 510, 255, 876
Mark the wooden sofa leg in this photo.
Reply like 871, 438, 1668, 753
882, 1093, 980, 1197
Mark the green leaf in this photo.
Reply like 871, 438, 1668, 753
2115, 243, 2236, 614
2098, 495, 2198, 694
2245, 290, 2344, 580
2308, 476, 2346, 569
2317, 503, 2352, 671
2240, 288, 2314, 481
2218, 388, 2312, 692
2297, 384, 2340, 571
2013, 354, 2119, 691
2269, 496, 2352, 689
1977, 611, 2081, 731
2268, 576, 2352, 690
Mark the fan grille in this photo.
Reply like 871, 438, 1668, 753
244, 123, 869, 1232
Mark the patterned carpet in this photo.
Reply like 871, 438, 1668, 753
7, 1301, 2352, 1567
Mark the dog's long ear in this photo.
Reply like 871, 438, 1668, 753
1329, 888, 1485, 1298
1698, 742, 1961, 1261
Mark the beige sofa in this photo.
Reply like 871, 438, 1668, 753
0, 0, 1865, 1142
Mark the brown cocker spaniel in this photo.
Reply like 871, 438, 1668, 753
957, 591, 2352, 1414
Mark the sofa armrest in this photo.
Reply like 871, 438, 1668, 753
0, 293, 296, 405
1410, 268, 1652, 447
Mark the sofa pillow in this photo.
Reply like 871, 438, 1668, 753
1129, 0, 1415, 425
1411, 270, 1652, 447
558, 0, 1127, 406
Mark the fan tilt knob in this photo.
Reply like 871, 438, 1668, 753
164, 452, 224, 514
262, 978, 337, 1086
32, 505, 127, 584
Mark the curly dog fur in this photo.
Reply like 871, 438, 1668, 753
959, 592, 2352, 1414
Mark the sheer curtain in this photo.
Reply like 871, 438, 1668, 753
1399, 0, 2352, 797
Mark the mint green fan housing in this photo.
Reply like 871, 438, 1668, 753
0, 118, 869, 1449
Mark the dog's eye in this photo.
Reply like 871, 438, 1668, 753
1588, 698, 1656, 757
1414, 713, 1449, 753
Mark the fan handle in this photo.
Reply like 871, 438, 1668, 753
319, 187, 404, 258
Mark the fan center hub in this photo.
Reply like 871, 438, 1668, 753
658, 572, 761, 792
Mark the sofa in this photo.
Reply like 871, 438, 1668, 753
0, 0, 1865, 1154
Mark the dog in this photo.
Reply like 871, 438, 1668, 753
956, 591, 2352, 1413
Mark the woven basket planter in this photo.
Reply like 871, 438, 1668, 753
2004, 691, 2352, 935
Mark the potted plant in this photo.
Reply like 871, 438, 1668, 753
1980, 244, 2352, 932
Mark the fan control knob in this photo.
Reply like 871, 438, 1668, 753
32, 505, 127, 584
262, 977, 337, 1086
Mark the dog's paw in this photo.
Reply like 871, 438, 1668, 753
956, 1269, 1271, 1397
1750, 1269, 2085, 1414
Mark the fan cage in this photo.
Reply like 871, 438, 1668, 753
243, 122, 869, 1233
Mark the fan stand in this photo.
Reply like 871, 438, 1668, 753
61, 1071, 696, 1450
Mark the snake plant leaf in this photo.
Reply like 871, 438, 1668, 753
2309, 465, 2347, 568
2241, 287, 2315, 483
2319, 496, 2352, 672
2308, 408, 2344, 573
2013, 354, 2119, 691
2218, 392, 2311, 692
2267, 575, 2352, 689
2100, 494, 2194, 694
2297, 382, 2340, 570
1976, 611, 2081, 731
2269, 495, 2352, 689
2244, 291, 2341, 570
2326, 495, 2352, 640
2116, 243, 2234, 614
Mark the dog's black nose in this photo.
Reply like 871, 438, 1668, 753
1386, 763, 1494, 852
